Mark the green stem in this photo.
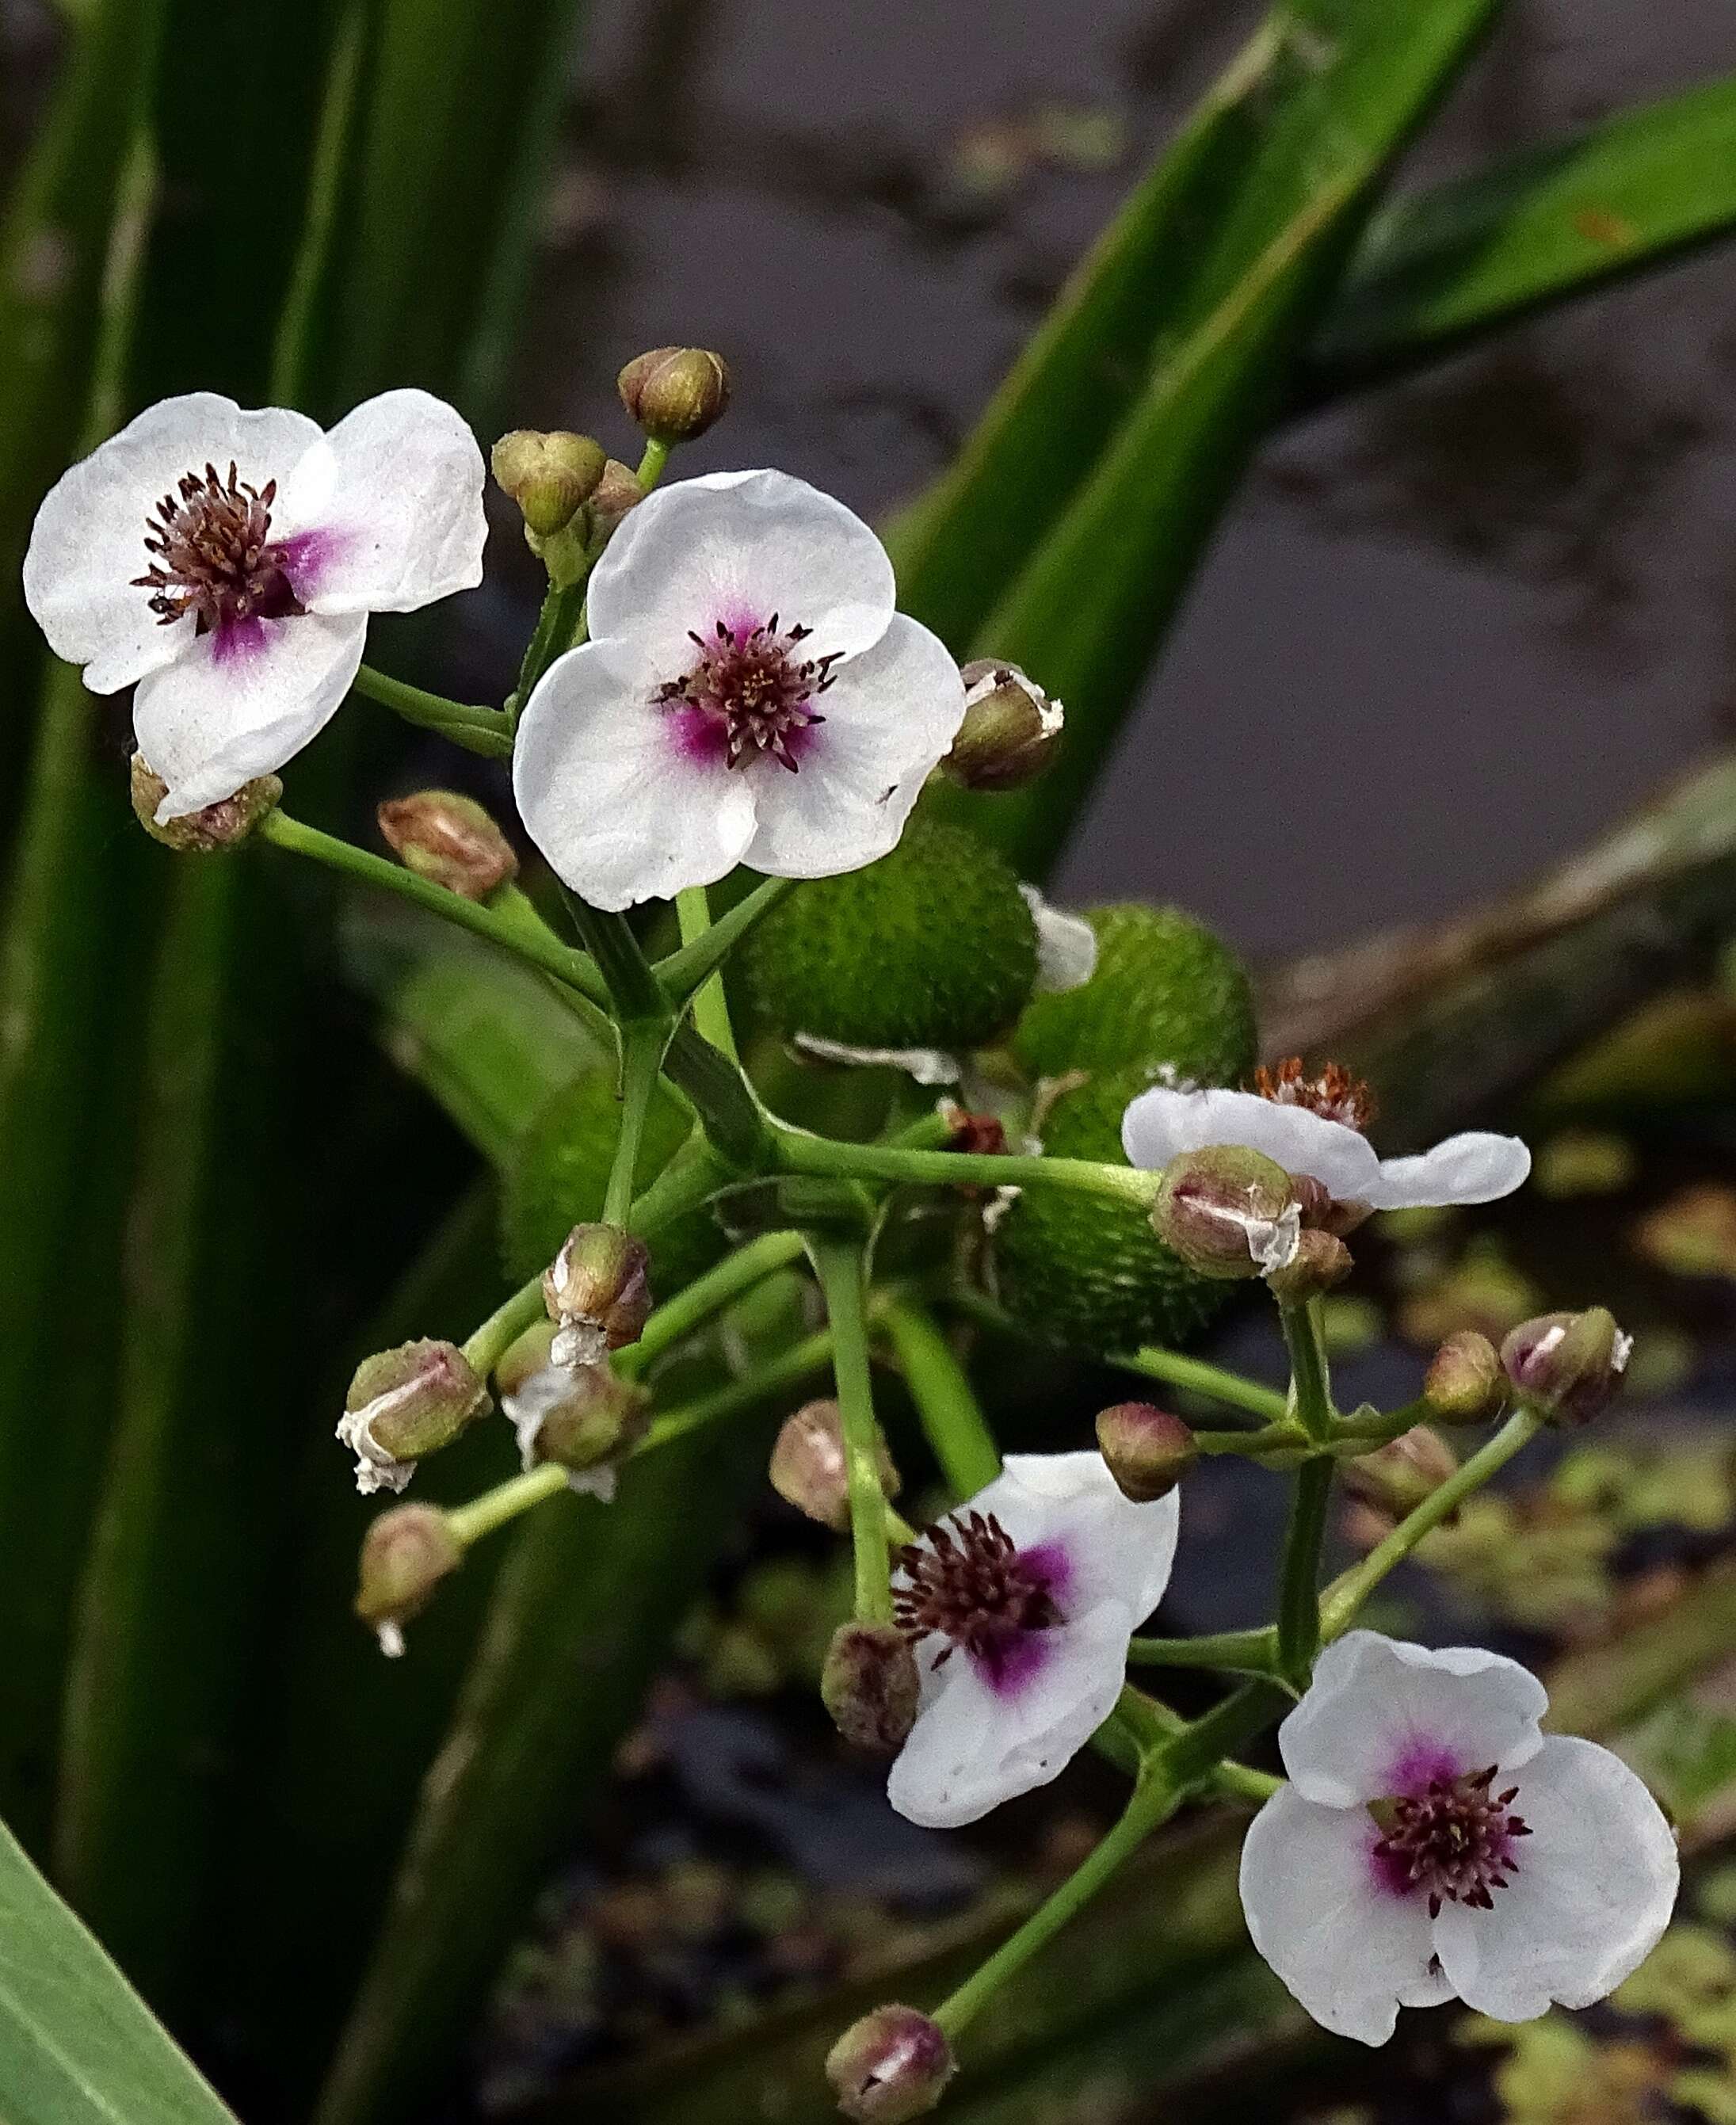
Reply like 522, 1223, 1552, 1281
776, 1128, 1159, 1210
616, 1229, 806, 1379
1276, 1457, 1334, 1686
486, 886, 616, 1045
259, 812, 602, 1000
559, 894, 667, 1024
661, 1022, 776, 1172
808, 1236, 893, 1626
602, 1022, 670, 1228
1126, 1627, 1280, 1675
1192, 1420, 1307, 1456
1113, 1344, 1289, 1425
635, 1329, 836, 1457
1321, 1410, 1542, 1639
673, 886, 740, 1061
459, 1277, 546, 1376
879, 1298, 1001, 1497
444, 1466, 566, 1549
635, 437, 671, 490
350, 666, 512, 757
512, 578, 589, 712
1280, 1301, 1334, 1443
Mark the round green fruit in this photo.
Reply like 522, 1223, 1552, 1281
992, 1063, 1231, 1353
742, 819, 1038, 1051
1012, 902, 1256, 1085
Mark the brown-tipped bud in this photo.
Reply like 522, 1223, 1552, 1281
1342, 1425, 1459, 1524
769, 1398, 900, 1532
338, 1339, 490, 1494
941, 659, 1063, 792
490, 428, 607, 537
509, 1359, 651, 1477
543, 1223, 653, 1366
617, 345, 731, 443
1095, 1402, 1196, 1501
1265, 1227, 1353, 1304
589, 457, 643, 538
826, 2007, 954, 2123
822, 1622, 921, 1754
1501, 1307, 1631, 1427
354, 1503, 463, 1656
376, 789, 517, 901
131, 753, 280, 852
1152, 1146, 1299, 1281
1424, 1330, 1505, 1422
939, 1104, 1007, 1158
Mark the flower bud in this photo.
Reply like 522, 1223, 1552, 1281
940, 1104, 1007, 1157
1341, 1425, 1459, 1524
617, 345, 731, 443
1424, 1330, 1505, 1422
354, 1503, 462, 1657
376, 789, 517, 901
506, 1355, 651, 1485
769, 1398, 900, 1531
1152, 1146, 1299, 1280
1265, 1227, 1353, 1304
131, 752, 280, 851
490, 428, 607, 538
1094, 1401, 1196, 1501
337, 1339, 490, 1494
941, 659, 1064, 792
821, 1621, 921, 1754
826, 2005, 955, 2123
543, 1223, 653, 1366
1501, 1307, 1631, 1426
589, 457, 643, 538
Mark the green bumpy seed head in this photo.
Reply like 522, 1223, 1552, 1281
741, 818, 1039, 1052
1011, 902, 1256, 1083
498, 1068, 725, 1290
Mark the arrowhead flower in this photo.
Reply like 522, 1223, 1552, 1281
1239, 1631, 1677, 2045
24, 389, 487, 818
1122, 1058, 1530, 1212
886, 1452, 1177, 1829
512, 469, 966, 910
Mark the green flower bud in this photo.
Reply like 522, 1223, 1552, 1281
821, 1622, 921, 1754
338, 1339, 490, 1494
1094, 1402, 1196, 1501
543, 1223, 653, 1366
942, 658, 1063, 792
742, 818, 1038, 1053
617, 345, 731, 442
130, 752, 280, 851
354, 1503, 463, 1657
826, 2006, 956, 2123
589, 456, 644, 538
1342, 1425, 1459, 1524
376, 789, 517, 901
1153, 1146, 1299, 1282
490, 428, 608, 538
769, 1398, 900, 1531
1423, 1330, 1505, 1422
1265, 1227, 1353, 1304
1501, 1307, 1631, 1427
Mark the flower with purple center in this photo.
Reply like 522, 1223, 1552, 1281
511, 470, 967, 910
885, 1451, 1178, 1829
1238, 1631, 1677, 2045
23, 390, 487, 818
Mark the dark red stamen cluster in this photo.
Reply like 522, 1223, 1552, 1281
1251, 1056, 1377, 1131
893, 1510, 1058, 1669
134, 461, 303, 635
1372, 1765, 1530, 1917
657, 613, 838, 770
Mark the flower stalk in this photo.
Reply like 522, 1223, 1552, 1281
809, 1235, 895, 1627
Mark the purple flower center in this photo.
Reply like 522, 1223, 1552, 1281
655, 613, 838, 771
893, 1510, 1064, 1687
133, 461, 306, 636
1369, 1764, 1531, 1917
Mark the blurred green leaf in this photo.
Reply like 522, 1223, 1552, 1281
0, 1811, 237, 2125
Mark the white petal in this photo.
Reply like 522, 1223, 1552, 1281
273, 388, 486, 614
738, 615, 967, 879
135, 612, 367, 817
1365, 1133, 1532, 1211
887, 1600, 1134, 1829
1021, 887, 1097, 993
791, 1033, 962, 1085
966, 1452, 1179, 1622
585, 469, 896, 674
512, 639, 757, 910
1239, 1783, 1449, 2046
1120, 1085, 1383, 1200
23, 391, 322, 693
1432, 1736, 1677, 2021
1280, 1632, 1547, 1808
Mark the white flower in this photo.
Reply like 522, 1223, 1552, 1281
24, 389, 486, 818
887, 1451, 1178, 1829
512, 470, 966, 911
1122, 1059, 1530, 1212
1239, 1631, 1677, 2046
1020, 886, 1097, 993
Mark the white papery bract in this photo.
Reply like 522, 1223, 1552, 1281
512, 470, 967, 910
1121, 1082, 1530, 1211
1239, 1631, 1677, 2045
886, 1452, 1177, 1829
23, 389, 487, 818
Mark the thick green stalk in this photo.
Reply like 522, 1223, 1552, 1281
1127, 1627, 1280, 1676
350, 666, 512, 757
879, 1298, 1001, 1497
673, 886, 740, 1060
808, 1238, 893, 1625
1114, 1343, 1289, 1425
1274, 1459, 1333, 1686
617, 1229, 807, 1378
777, 1127, 1159, 1210
460, 1279, 545, 1377
602, 1022, 671, 1227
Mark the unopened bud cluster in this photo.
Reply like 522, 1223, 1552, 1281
1095, 1402, 1196, 1501
337, 1338, 490, 1495
378, 790, 517, 901
490, 429, 606, 538
543, 1223, 653, 1368
825, 2005, 955, 2123
769, 1398, 900, 1531
1152, 1146, 1300, 1280
617, 345, 731, 443
1501, 1307, 1631, 1426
